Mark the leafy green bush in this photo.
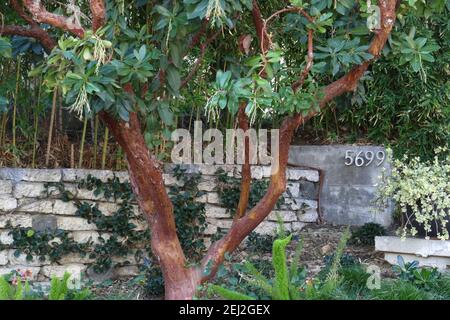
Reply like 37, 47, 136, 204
245, 232, 275, 255
378, 148, 450, 240
369, 279, 431, 300
349, 223, 387, 246
393, 256, 441, 289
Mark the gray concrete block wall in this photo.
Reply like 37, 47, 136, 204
289, 145, 393, 227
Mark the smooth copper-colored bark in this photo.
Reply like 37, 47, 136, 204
235, 104, 251, 219
1, 0, 57, 52
100, 111, 200, 299
0, 25, 56, 52
89, 0, 106, 32
22, 0, 85, 37
199, 0, 398, 283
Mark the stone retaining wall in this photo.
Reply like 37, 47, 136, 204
0, 165, 320, 281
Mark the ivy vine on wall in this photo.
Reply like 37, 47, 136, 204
0, 166, 208, 288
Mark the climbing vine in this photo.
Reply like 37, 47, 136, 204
1, 166, 208, 282
215, 168, 284, 216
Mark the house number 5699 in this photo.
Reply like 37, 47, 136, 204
344, 150, 385, 167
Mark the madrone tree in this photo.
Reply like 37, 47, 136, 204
0, 0, 445, 299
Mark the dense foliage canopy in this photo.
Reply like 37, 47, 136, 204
0, 1, 448, 161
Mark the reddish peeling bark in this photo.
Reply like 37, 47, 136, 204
235, 104, 251, 219
198, 0, 398, 285
1, 0, 57, 52
200, 113, 308, 280
22, 0, 85, 37
100, 112, 200, 299
89, 0, 106, 32
0, 25, 56, 52
251, 0, 270, 52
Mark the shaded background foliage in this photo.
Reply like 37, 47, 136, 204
0, 0, 448, 170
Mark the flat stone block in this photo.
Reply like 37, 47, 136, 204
376, 236, 450, 270
41, 264, 86, 289
115, 266, 140, 277
206, 218, 233, 229
207, 192, 220, 204
285, 182, 300, 198
198, 177, 217, 192
18, 199, 53, 213
267, 210, 297, 222
375, 236, 450, 258
0, 266, 41, 280
162, 173, 179, 186
13, 182, 46, 198
57, 217, 97, 231
203, 224, 218, 235
71, 231, 107, 244
296, 209, 319, 223
254, 221, 291, 235
75, 189, 104, 201
0, 214, 32, 228
0, 180, 13, 195
0, 168, 61, 182
0, 195, 18, 211
0, 231, 13, 245
194, 194, 207, 203
53, 200, 78, 215
287, 168, 319, 182
0, 250, 8, 265
250, 166, 263, 179
283, 198, 317, 211
205, 204, 229, 218
62, 169, 114, 182
7, 250, 50, 266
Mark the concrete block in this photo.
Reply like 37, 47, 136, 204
289, 145, 393, 227
376, 236, 450, 270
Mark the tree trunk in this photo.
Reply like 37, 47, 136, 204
100, 111, 201, 299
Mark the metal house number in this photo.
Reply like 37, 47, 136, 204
344, 150, 385, 167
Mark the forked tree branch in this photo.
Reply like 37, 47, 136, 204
22, 0, 85, 37
200, 0, 398, 282
0, 0, 57, 52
